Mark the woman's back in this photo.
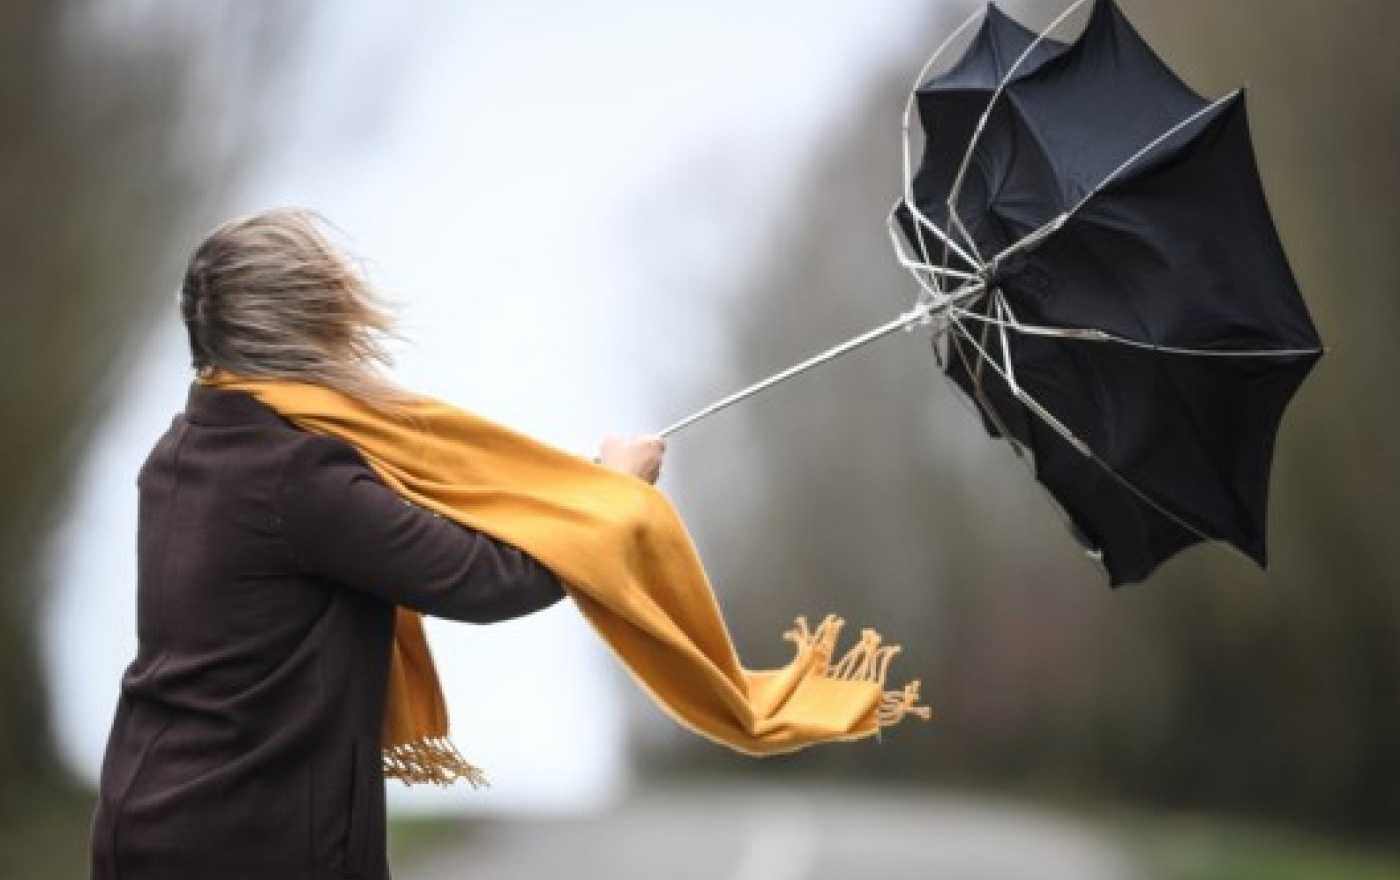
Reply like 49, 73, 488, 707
91, 383, 564, 880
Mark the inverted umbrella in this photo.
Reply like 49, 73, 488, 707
662, 0, 1323, 586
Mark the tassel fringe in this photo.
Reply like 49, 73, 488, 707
384, 614, 927, 789
383, 736, 490, 788
879, 680, 933, 727
786, 614, 933, 729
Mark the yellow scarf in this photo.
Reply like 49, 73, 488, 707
198, 370, 929, 785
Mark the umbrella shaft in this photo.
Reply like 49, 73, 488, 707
658, 283, 982, 438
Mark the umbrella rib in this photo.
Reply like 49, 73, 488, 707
952, 308, 1323, 357
943, 0, 1094, 248
947, 308, 1088, 457
944, 307, 1218, 548
900, 5, 987, 211
993, 292, 1021, 398
985, 91, 1243, 273
946, 318, 1024, 456
936, 0, 1092, 298
1069, 90, 1242, 218
899, 5, 989, 294
943, 311, 1109, 551
948, 209, 986, 267
902, 203, 980, 274
888, 216, 947, 303
887, 209, 978, 305
943, 319, 1129, 556
983, 235, 1265, 547
989, 294, 1238, 538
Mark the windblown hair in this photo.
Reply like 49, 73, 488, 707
179, 208, 415, 412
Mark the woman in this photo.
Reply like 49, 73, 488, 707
89, 208, 665, 879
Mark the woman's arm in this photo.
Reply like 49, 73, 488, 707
277, 435, 566, 623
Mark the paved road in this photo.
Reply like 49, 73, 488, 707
396, 784, 1151, 880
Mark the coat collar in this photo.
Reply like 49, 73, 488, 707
183, 381, 294, 429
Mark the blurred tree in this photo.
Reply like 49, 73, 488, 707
0, 0, 309, 867
660, 0, 1400, 842
1122, 0, 1400, 834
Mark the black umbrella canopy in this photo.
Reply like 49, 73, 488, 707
900, 0, 1323, 585
898, 4, 1064, 255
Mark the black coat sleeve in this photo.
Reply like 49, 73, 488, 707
277, 434, 567, 623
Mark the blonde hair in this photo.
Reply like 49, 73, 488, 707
180, 208, 416, 412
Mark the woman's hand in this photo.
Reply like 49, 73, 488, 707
597, 434, 666, 484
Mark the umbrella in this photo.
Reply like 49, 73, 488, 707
662, 0, 1323, 586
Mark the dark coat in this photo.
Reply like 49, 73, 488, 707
89, 382, 566, 880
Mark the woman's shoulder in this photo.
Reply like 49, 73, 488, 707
275, 427, 387, 513
282, 428, 373, 478
179, 382, 364, 462
138, 384, 375, 492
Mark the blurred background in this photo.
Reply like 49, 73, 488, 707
2, 1, 1397, 878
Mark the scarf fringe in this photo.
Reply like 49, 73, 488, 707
383, 736, 489, 789
786, 614, 933, 729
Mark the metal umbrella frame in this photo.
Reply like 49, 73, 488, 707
659, 0, 1323, 583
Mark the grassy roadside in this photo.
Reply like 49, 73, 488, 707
1117, 814, 1400, 880
388, 815, 479, 869
0, 782, 94, 880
